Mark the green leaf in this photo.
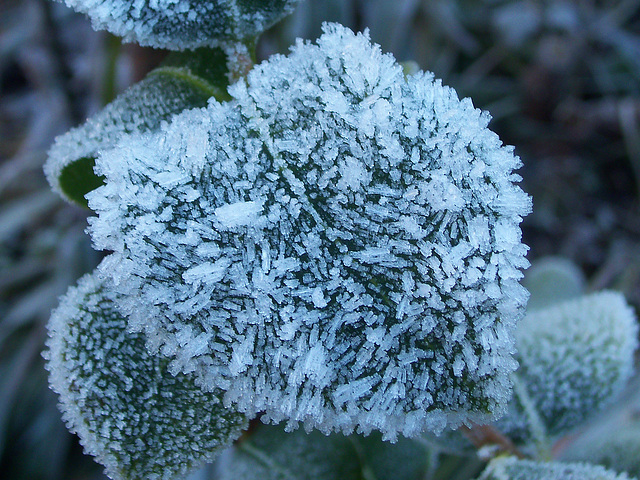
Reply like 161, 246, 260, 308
57, 157, 106, 208
44, 271, 249, 480
86, 23, 532, 440
60, 0, 301, 50
219, 424, 434, 480
45, 47, 230, 207
477, 456, 637, 480
522, 257, 585, 311
496, 291, 638, 445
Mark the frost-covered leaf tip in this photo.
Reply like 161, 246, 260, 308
87, 23, 531, 440
44, 271, 249, 480
477, 456, 638, 480
61, 0, 301, 50
497, 291, 638, 442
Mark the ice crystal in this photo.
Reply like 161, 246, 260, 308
87, 24, 531, 440
478, 456, 637, 480
497, 291, 638, 441
45, 49, 230, 206
61, 0, 301, 50
44, 271, 248, 480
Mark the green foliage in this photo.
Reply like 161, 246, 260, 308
219, 424, 434, 480
45, 272, 249, 480
45, 48, 231, 207
477, 456, 637, 480
61, 0, 301, 50
57, 157, 105, 208
85, 23, 531, 440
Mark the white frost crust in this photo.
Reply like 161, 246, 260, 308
44, 271, 248, 480
61, 0, 301, 50
87, 24, 532, 440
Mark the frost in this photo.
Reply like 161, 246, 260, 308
61, 0, 302, 50
497, 291, 638, 442
477, 456, 637, 480
87, 24, 532, 440
214, 200, 264, 228
44, 271, 248, 480
45, 48, 230, 205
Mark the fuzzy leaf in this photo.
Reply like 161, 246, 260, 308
477, 456, 637, 480
45, 48, 230, 207
60, 0, 301, 50
87, 23, 531, 439
560, 412, 640, 478
522, 256, 585, 310
496, 291, 638, 443
219, 424, 433, 480
44, 271, 249, 480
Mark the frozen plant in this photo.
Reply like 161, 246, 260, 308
44, 1, 639, 480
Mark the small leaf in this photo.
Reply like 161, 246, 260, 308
60, 0, 301, 50
477, 456, 637, 480
45, 47, 230, 207
522, 256, 585, 310
87, 23, 531, 439
44, 271, 249, 480
218, 424, 433, 480
496, 291, 638, 443
560, 412, 640, 478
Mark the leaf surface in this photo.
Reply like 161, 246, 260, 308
87, 23, 532, 439
45, 271, 249, 480
45, 48, 230, 207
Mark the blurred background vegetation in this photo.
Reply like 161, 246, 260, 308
0, 0, 639, 479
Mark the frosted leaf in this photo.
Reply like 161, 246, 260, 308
45, 48, 230, 207
522, 256, 585, 310
496, 291, 638, 442
87, 23, 532, 439
60, 0, 301, 50
477, 456, 637, 480
44, 271, 249, 480
218, 424, 433, 480
560, 408, 640, 478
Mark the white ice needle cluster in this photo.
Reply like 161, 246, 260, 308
61, 0, 301, 50
87, 24, 531, 440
